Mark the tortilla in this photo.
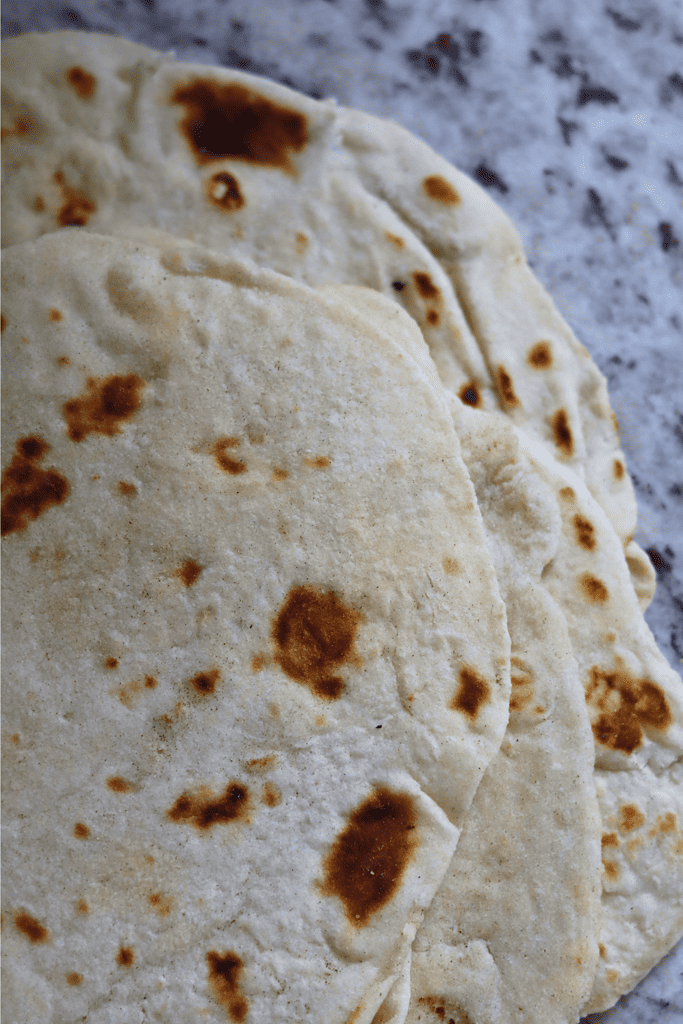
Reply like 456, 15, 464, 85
1, 231, 511, 1024
0, 29, 656, 611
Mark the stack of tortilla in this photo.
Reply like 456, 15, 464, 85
2, 32, 682, 1024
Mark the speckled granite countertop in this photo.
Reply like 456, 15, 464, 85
3, 0, 682, 1020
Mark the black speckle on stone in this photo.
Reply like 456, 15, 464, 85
675, 414, 683, 448
661, 72, 683, 104
467, 30, 485, 57
672, 314, 681, 331
605, 8, 641, 31
669, 483, 682, 497
627, 359, 636, 369
636, 293, 650, 304
530, 49, 543, 63
363, 37, 382, 50
578, 84, 620, 106
435, 33, 460, 61
542, 29, 565, 44
192, 37, 207, 47
59, 6, 90, 26
307, 33, 329, 48
647, 548, 672, 576
553, 53, 576, 78
583, 188, 614, 236
672, 630, 683, 661
406, 50, 441, 76
474, 163, 509, 194
669, 72, 683, 94
558, 117, 579, 145
365, 0, 400, 32
659, 222, 680, 251
609, 354, 623, 364
667, 160, 683, 186
665, 546, 675, 559
138, 0, 154, 8
605, 153, 629, 170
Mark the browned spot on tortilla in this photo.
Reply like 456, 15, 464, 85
296, 231, 308, 253
207, 171, 245, 211
56, 182, 95, 228
66, 971, 83, 986
63, 374, 145, 442
552, 409, 574, 457
10, 733, 20, 744
167, 783, 250, 830
613, 459, 625, 480
423, 175, 460, 205
451, 666, 490, 719
559, 486, 575, 502
177, 559, 203, 587
117, 481, 136, 496
304, 455, 330, 469
74, 823, 90, 839
611, 412, 620, 436
618, 803, 646, 833
458, 381, 482, 407
57, 356, 70, 366
603, 860, 619, 881
189, 668, 220, 696
76, 899, 89, 915
148, 892, 172, 916
105, 657, 119, 669
527, 341, 553, 368
49, 308, 63, 322
272, 467, 288, 481
66, 66, 96, 99
1, 315, 6, 332
319, 787, 418, 926
442, 556, 460, 575
172, 80, 307, 175
580, 573, 609, 603
15, 912, 49, 943
412, 272, 440, 300
207, 950, 249, 1022
262, 782, 281, 807
509, 657, 534, 713
34, 196, 45, 212
426, 309, 441, 326
212, 436, 246, 475
106, 776, 131, 793
649, 812, 676, 836
586, 659, 672, 754
247, 754, 277, 772
418, 996, 472, 1023
251, 654, 268, 672
385, 231, 405, 249
496, 365, 520, 407
144, 675, 158, 689
598, 943, 607, 958
271, 585, 362, 700
1, 436, 70, 537
573, 515, 596, 550
601, 832, 619, 847
117, 946, 134, 967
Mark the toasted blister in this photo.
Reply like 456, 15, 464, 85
1, 30, 644, 603
1, 231, 512, 1023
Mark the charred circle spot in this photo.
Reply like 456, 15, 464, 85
573, 515, 596, 551
587, 660, 672, 753
619, 803, 646, 832
496, 365, 520, 407
64, 374, 145, 442
74, 823, 90, 839
552, 409, 574, 456
458, 381, 481, 407
172, 80, 307, 174
144, 675, 158, 689
178, 559, 203, 587
49, 308, 63, 322
1, 436, 69, 537
320, 787, 418, 927
426, 309, 440, 325
189, 668, 220, 695
412, 271, 440, 300
57, 189, 95, 228
559, 486, 575, 502
106, 776, 131, 793
66, 66, 96, 99
580, 573, 609, 603
105, 657, 119, 669
208, 171, 244, 211
451, 666, 490, 719
66, 971, 83, 986
167, 783, 250, 830
207, 951, 249, 1023
271, 585, 362, 700
212, 437, 246, 475
117, 946, 134, 968
613, 459, 625, 480
527, 341, 553, 368
15, 912, 49, 943
423, 175, 460, 205
392, 280, 406, 291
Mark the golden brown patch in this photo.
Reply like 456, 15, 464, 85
423, 175, 460, 205
586, 659, 672, 754
426, 309, 440, 326
262, 782, 281, 807
385, 231, 405, 249
412, 271, 440, 300
580, 573, 609, 603
451, 666, 490, 720
117, 481, 136, 496
573, 515, 596, 551
211, 436, 246, 475
34, 196, 45, 212
599, 943, 607, 958
603, 860, 620, 881
105, 657, 119, 669
247, 755, 277, 772
296, 231, 308, 253
272, 468, 289, 481
1, 314, 6, 332
418, 996, 472, 1023
172, 80, 307, 175
63, 374, 145, 442
74, 823, 90, 839
650, 812, 677, 836
251, 654, 268, 672
207, 171, 244, 211
559, 486, 575, 502
66, 971, 83, 986
601, 832, 619, 848
144, 675, 158, 689
527, 341, 553, 368
167, 783, 250, 831
189, 668, 220, 696
10, 733, 20, 745
66, 66, 96, 99
611, 412, 620, 436
319, 787, 418, 926
271, 585, 362, 700
14, 912, 49, 943
56, 185, 96, 228
496, 365, 520, 407
177, 559, 203, 587
618, 803, 646, 833
304, 455, 330, 469
442, 556, 460, 575
207, 950, 249, 1023
1, 436, 69, 537
552, 409, 574, 456
509, 657, 534, 713
613, 459, 625, 480
76, 899, 89, 915
148, 892, 172, 916
458, 381, 482, 407
49, 307, 63, 322
106, 776, 131, 793
117, 946, 134, 968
